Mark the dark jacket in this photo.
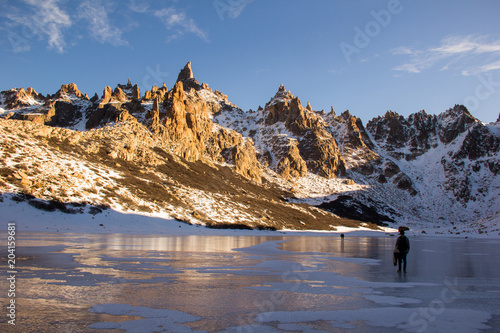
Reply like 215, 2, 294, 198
396, 235, 410, 253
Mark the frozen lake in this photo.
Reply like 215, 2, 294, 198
1, 232, 500, 332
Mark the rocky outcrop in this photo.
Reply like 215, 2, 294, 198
90, 93, 99, 103
132, 85, 140, 100
263, 85, 346, 178
177, 61, 194, 82
86, 104, 125, 130
1, 87, 45, 109
453, 123, 500, 163
100, 86, 113, 105
146, 98, 160, 132
367, 106, 478, 160
365, 105, 498, 204
154, 69, 262, 182
436, 121, 500, 205
318, 195, 397, 225
54, 83, 83, 99
298, 130, 346, 177
112, 87, 128, 103
325, 110, 379, 175
46, 100, 83, 128
224, 138, 262, 181
176, 62, 201, 91
144, 84, 168, 102
367, 111, 413, 159
438, 105, 477, 144
1, 63, 498, 229
276, 141, 308, 179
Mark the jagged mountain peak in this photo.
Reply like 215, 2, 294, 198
268, 84, 296, 105
440, 104, 475, 120
0, 64, 499, 234
437, 104, 477, 144
306, 101, 313, 111
175, 61, 202, 92
407, 109, 436, 124
177, 61, 194, 82
54, 83, 84, 99
1, 86, 45, 109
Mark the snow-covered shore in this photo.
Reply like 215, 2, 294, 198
1, 194, 498, 239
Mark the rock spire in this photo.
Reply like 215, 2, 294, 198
177, 62, 194, 82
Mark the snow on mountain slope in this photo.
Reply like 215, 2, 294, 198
213, 86, 499, 235
0, 63, 498, 235
0, 117, 364, 232
354, 107, 500, 235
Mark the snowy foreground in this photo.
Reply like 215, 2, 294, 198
1, 194, 499, 238
0, 194, 392, 237
1, 198, 500, 332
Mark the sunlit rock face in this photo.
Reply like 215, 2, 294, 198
1, 62, 499, 231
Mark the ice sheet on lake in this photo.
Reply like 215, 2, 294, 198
255, 307, 492, 333
248, 269, 438, 296
363, 294, 422, 305
89, 304, 204, 332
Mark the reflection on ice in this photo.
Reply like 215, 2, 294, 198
7, 232, 500, 332
256, 307, 492, 333
89, 304, 203, 332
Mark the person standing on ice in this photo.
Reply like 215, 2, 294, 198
395, 228, 410, 273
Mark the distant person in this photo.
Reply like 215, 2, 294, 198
395, 229, 410, 273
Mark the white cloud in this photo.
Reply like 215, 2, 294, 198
78, 0, 129, 47
391, 46, 415, 55
2, 0, 72, 53
154, 7, 209, 42
462, 60, 500, 76
392, 35, 500, 75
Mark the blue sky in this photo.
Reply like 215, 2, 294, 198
1, 0, 499, 123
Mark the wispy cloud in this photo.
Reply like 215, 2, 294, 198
392, 35, 500, 75
1, 0, 209, 52
154, 7, 209, 43
78, 0, 129, 47
462, 59, 500, 76
2, 0, 71, 53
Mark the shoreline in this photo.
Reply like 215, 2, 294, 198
1, 194, 499, 239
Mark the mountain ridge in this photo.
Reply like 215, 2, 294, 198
1, 62, 499, 235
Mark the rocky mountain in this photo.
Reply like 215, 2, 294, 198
1, 62, 499, 235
